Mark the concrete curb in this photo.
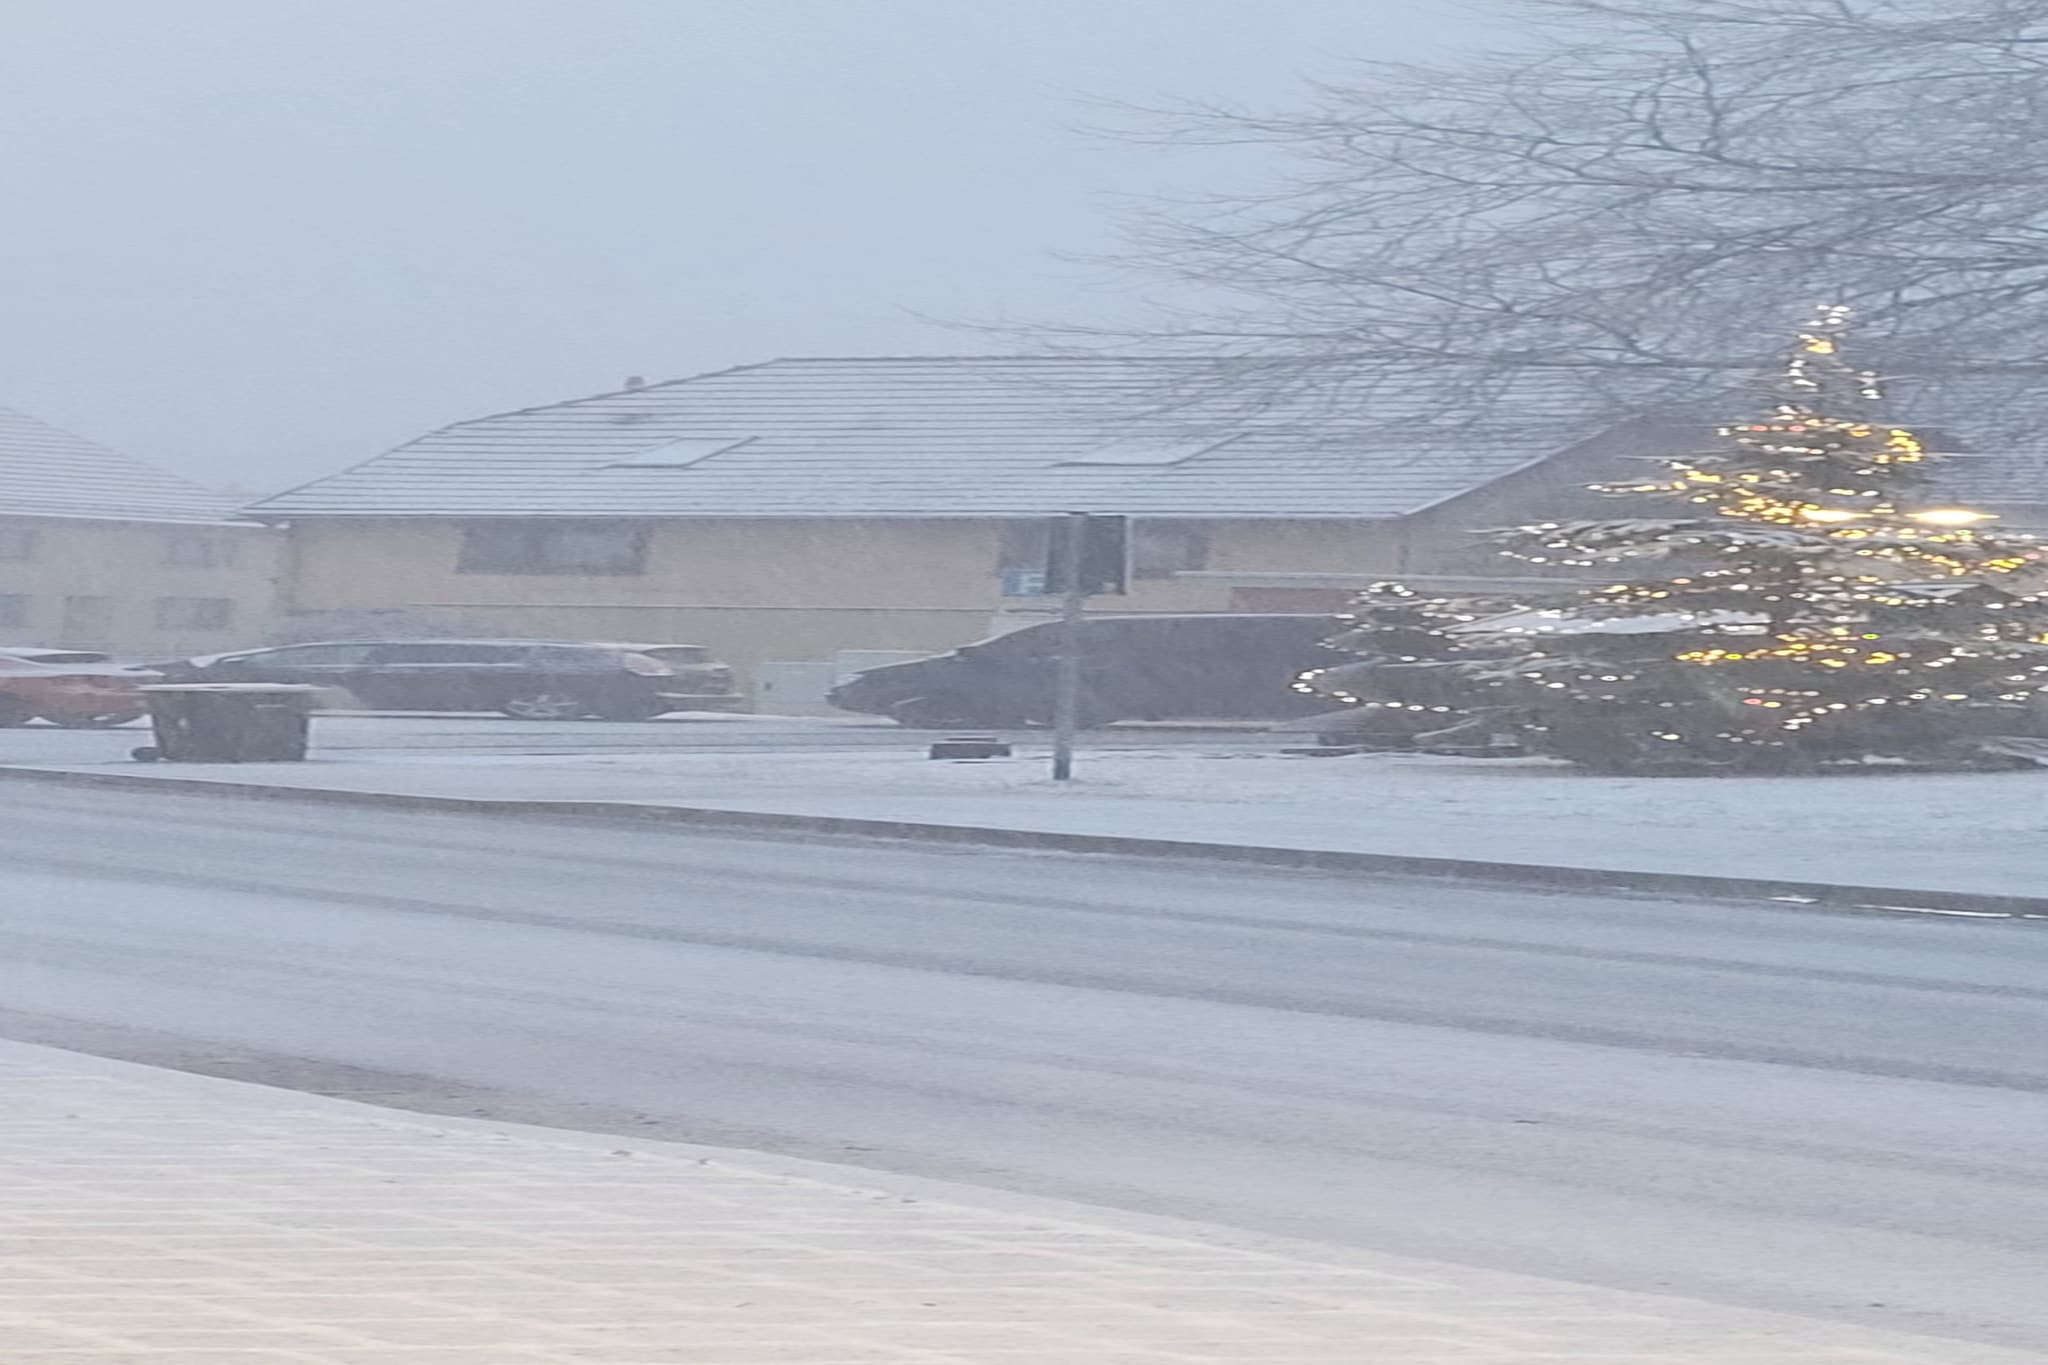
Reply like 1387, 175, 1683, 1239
5, 761, 2046, 919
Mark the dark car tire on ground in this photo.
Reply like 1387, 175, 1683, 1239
0, 696, 34, 727
497, 691, 594, 721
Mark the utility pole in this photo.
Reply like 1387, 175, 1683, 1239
1051, 511, 1088, 782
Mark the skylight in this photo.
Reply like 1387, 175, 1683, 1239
1057, 435, 1242, 467
610, 436, 755, 468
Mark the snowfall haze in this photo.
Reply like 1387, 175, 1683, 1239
15, 5, 2048, 1360
0, 0, 1472, 493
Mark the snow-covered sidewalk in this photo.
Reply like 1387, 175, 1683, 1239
13, 743, 2048, 899
5, 1037, 2028, 1364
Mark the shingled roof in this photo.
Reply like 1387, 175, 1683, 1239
246, 356, 2048, 523
249, 357, 1614, 521
0, 404, 246, 526
1886, 371, 2048, 509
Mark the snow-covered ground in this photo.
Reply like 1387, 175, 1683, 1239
16, 743, 2048, 898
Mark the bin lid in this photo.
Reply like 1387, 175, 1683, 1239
139, 683, 323, 693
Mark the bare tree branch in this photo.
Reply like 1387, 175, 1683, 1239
1079, 0, 2048, 417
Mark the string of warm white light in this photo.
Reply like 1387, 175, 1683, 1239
1299, 305, 2048, 769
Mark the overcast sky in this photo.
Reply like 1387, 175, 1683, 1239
0, 0, 1485, 493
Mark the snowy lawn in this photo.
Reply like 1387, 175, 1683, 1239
26, 744, 2048, 898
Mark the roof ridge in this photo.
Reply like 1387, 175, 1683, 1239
245, 356, 1276, 515
444, 358, 789, 426
751, 354, 1242, 364
246, 359, 808, 513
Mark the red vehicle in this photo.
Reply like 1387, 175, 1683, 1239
0, 647, 153, 728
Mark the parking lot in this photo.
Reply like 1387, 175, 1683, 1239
0, 708, 1279, 767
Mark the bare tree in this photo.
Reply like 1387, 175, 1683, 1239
1102, 0, 2048, 408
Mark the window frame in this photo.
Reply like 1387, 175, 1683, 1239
60, 595, 115, 641
163, 532, 242, 569
456, 521, 651, 576
1129, 520, 1212, 580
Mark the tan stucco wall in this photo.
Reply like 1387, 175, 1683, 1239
0, 517, 282, 656
281, 516, 1403, 680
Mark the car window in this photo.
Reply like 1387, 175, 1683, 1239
366, 644, 519, 664
972, 627, 1059, 658
256, 644, 378, 667
519, 646, 615, 669
636, 646, 711, 665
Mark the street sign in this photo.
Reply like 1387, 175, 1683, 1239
1000, 568, 1049, 597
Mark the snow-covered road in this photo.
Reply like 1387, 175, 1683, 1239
2, 782, 2045, 1352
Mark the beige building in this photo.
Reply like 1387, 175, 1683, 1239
0, 405, 279, 657
245, 356, 2048, 686
250, 358, 1635, 682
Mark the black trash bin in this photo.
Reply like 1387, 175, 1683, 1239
134, 684, 318, 763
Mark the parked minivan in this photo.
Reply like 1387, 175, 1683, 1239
150, 639, 743, 720
828, 614, 1343, 728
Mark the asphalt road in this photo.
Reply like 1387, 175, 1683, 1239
1, 780, 2045, 1351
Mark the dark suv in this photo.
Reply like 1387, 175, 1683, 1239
828, 614, 1343, 728
152, 639, 743, 720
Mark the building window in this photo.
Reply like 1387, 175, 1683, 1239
61, 595, 114, 644
996, 521, 1053, 595
0, 527, 38, 563
0, 595, 27, 631
1130, 520, 1210, 579
155, 597, 236, 631
457, 521, 649, 575
997, 518, 1213, 590
164, 532, 242, 568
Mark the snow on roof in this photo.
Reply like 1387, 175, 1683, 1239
1809, 371, 2048, 508
249, 357, 1607, 521
1457, 581, 1975, 639
0, 404, 248, 526
244, 357, 2048, 524
1455, 608, 1767, 638
1924, 451, 2048, 508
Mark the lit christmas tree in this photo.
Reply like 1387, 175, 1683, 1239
1296, 582, 1523, 750
1479, 305, 2048, 772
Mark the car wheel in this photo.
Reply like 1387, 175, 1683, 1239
0, 696, 34, 727
498, 691, 591, 721
44, 713, 142, 729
